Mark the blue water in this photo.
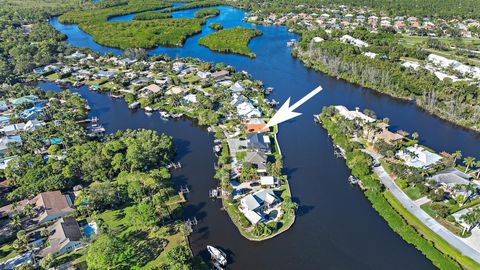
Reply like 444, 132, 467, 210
83, 224, 96, 238
47, 4, 480, 269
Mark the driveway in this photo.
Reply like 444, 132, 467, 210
368, 151, 480, 263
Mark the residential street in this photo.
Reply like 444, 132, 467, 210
369, 152, 480, 263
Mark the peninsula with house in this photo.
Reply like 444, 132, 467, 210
31, 50, 296, 242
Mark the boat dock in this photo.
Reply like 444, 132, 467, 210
167, 161, 182, 171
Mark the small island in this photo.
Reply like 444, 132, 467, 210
194, 8, 220, 19
209, 23, 223, 30
58, 0, 205, 49
198, 27, 262, 58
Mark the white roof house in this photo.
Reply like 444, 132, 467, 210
240, 189, 278, 212
237, 102, 261, 118
243, 210, 263, 225
427, 54, 480, 80
396, 145, 442, 168
340, 35, 369, 47
260, 176, 278, 187
334, 106, 375, 123
312, 37, 324, 43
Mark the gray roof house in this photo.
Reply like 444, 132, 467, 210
41, 217, 82, 257
245, 151, 267, 173
229, 81, 246, 93
429, 168, 471, 188
247, 133, 271, 153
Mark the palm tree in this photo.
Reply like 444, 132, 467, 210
460, 208, 480, 233
463, 156, 477, 173
452, 150, 462, 164
412, 132, 419, 141
10, 213, 22, 230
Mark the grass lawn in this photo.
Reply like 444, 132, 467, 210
141, 229, 188, 269
236, 150, 246, 161
399, 35, 480, 67
404, 186, 423, 200
385, 192, 480, 270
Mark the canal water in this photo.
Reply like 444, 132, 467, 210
45, 4, 480, 270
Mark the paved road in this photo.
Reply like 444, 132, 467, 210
368, 152, 480, 263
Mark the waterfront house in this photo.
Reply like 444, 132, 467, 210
211, 70, 230, 80
396, 145, 442, 168
244, 151, 268, 173
138, 84, 162, 98
65, 51, 86, 60
372, 122, 404, 143
428, 168, 472, 189
247, 133, 271, 153
245, 119, 269, 133
240, 189, 279, 224
172, 62, 186, 74
334, 105, 375, 123
41, 217, 82, 257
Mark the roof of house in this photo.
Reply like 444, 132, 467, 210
429, 168, 471, 186
229, 82, 245, 93
211, 70, 230, 79
243, 210, 263, 224
36, 191, 75, 220
260, 176, 275, 186
41, 217, 82, 256
246, 123, 268, 133
247, 133, 270, 151
397, 145, 442, 168
166, 86, 188, 95
242, 194, 261, 211
141, 84, 162, 93
245, 151, 267, 171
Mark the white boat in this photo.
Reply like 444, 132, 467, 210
207, 245, 227, 266
159, 111, 170, 118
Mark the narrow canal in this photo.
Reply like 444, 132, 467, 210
45, 4, 480, 270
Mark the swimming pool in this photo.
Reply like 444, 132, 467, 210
83, 222, 98, 239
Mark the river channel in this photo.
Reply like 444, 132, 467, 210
44, 4, 480, 269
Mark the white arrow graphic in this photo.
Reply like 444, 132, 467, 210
265, 85, 323, 129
